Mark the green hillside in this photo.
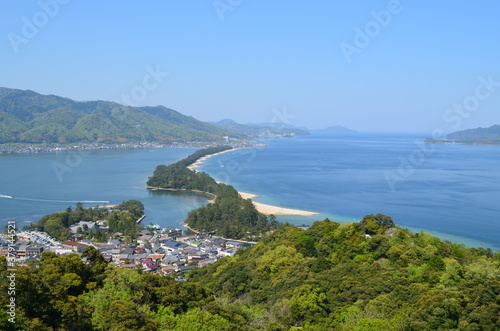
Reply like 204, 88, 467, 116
446, 124, 500, 144
189, 218, 499, 330
0, 87, 239, 143
426, 125, 500, 145
1, 217, 498, 330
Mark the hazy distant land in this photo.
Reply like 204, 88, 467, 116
313, 125, 358, 134
425, 124, 500, 145
209, 119, 310, 137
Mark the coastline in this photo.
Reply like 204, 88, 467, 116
146, 186, 217, 201
184, 148, 322, 217
238, 192, 320, 216
186, 147, 244, 172
0, 141, 247, 155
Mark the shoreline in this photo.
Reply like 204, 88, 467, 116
146, 186, 217, 201
238, 192, 320, 216
0, 141, 253, 155
184, 148, 321, 217
186, 147, 245, 172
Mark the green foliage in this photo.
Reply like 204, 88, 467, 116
3, 218, 499, 330
186, 184, 281, 239
27, 200, 144, 240
189, 219, 500, 329
360, 213, 395, 235
148, 147, 283, 240
147, 146, 232, 194
445, 124, 500, 144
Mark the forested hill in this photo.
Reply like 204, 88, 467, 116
147, 145, 233, 194
189, 216, 500, 330
446, 124, 500, 143
426, 124, 500, 145
0, 87, 238, 143
2, 217, 498, 329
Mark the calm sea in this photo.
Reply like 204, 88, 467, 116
1, 134, 499, 251
198, 134, 500, 251
0, 148, 209, 230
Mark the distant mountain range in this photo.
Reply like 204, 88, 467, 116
425, 125, 500, 145
313, 125, 357, 134
209, 119, 310, 137
0, 87, 238, 144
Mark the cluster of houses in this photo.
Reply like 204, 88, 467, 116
95, 231, 247, 274
1, 221, 249, 275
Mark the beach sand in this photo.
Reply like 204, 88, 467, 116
187, 148, 239, 172
239, 192, 320, 216
186, 148, 321, 217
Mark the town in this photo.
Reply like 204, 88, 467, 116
0, 220, 251, 276
0, 140, 241, 154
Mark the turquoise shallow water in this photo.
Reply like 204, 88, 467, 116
197, 134, 500, 251
1, 134, 499, 251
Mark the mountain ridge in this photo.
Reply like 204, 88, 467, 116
314, 125, 357, 134
210, 118, 310, 137
0, 87, 239, 144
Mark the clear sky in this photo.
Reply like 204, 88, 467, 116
1, 1, 499, 133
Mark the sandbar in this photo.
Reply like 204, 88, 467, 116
239, 191, 320, 216
186, 148, 321, 216
187, 148, 241, 172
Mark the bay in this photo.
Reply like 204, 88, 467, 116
1, 134, 499, 252
0, 148, 209, 229
197, 134, 500, 251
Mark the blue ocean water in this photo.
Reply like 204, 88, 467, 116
1, 134, 498, 251
198, 134, 500, 251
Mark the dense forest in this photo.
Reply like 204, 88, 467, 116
0, 87, 238, 143
147, 145, 232, 194
186, 184, 283, 240
2, 217, 499, 330
25, 200, 144, 241
148, 146, 282, 239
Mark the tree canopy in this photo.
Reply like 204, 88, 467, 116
26, 200, 144, 241
148, 147, 282, 240
2, 218, 499, 330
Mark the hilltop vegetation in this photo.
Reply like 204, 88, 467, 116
189, 217, 500, 330
148, 146, 282, 239
2, 217, 499, 330
426, 124, 500, 145
0, 87, 238, 144
26, 200, 144, 241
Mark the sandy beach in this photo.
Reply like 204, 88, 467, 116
239, 192, 320, 216
187, 148, 240, 172
185, 148, 321, 217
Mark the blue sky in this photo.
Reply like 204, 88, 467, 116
1, 1, 499, 133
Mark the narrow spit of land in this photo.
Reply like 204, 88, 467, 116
185, 148, 320, 216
